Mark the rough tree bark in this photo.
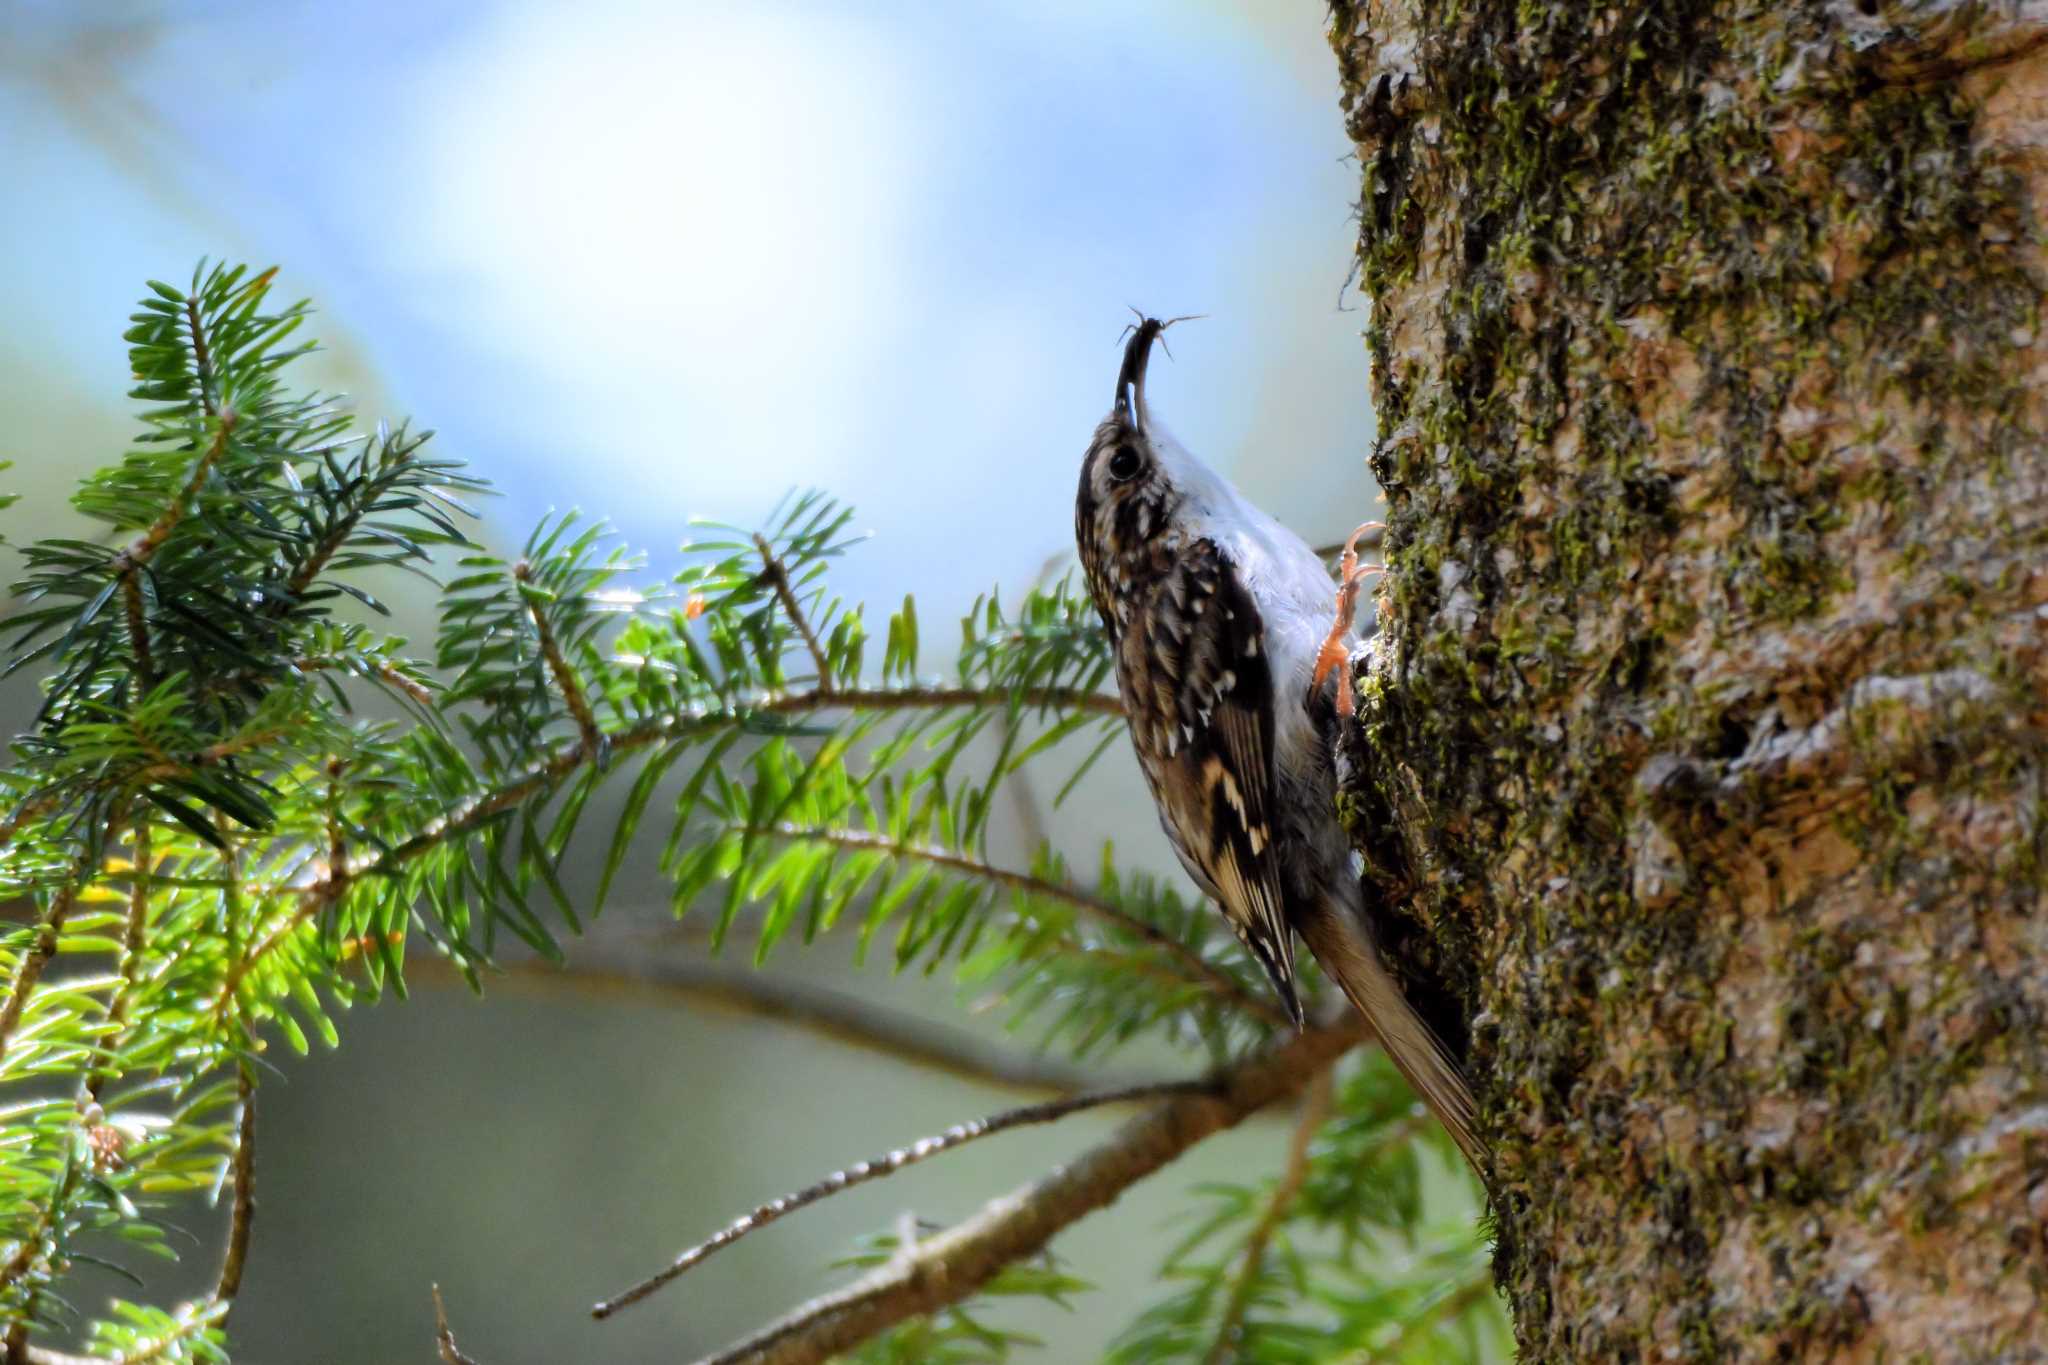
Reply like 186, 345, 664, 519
1328, 1, 2048, 1358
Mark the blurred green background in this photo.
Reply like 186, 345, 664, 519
0, 3, 1487, 1360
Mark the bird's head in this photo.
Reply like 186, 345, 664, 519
1074, 315, 1213, 632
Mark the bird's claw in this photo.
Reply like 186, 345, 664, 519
1312, 522, 1386, 718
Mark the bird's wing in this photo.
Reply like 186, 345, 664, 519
1121, 538, 1301, 1022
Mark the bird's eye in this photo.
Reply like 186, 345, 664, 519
1107, 445, 1144, 482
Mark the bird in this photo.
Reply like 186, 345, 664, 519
1073, 315, 1481, 1166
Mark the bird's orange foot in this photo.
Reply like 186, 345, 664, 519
1311, 522, 1386, 718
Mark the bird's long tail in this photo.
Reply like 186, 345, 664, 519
1296, 897, 1484, 1169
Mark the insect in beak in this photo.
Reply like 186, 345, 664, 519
1115, 316, 1163, 436
1115, 312, 1204, 436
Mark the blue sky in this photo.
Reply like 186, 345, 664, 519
2, 0, 1378, 629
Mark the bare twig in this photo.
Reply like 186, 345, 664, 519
747, 823, 1285, 1027
754, 533, 833, 684
408, 950, 1121, 1097
686, 1014, 1369, 1365
515, 559, 605, 753
1205, 1066, 1335, 1364
433, 1284, 482, 1365
595, 1077, 1210, 1319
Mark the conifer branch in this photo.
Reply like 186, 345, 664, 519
0, 797, 57, 856
109, 411, 237, 579
104, 407, 239, 686
0, 1161, 79, 1322
595, 1077, 1211, 1319
413, 951, 1124, 1097
806, 685, 1121, 718
105, 1301, 227, 1365
184, 294, 218, 419
516, 558, 604, 752
1205, 1066, 1335, 1364
224, 681, 1121, 993
685, 1014, 1369, 1365
281, 455, 413, 605
0, 1210, 53, 1306
746, 824, 1284, 1025
213, 1066, 257, 1305
120, 574, 155, 686
87, 815, 154, 1102
0, 882, 82, 1069
290, 654, 436, 704
1360, 1274, 1492, 1362
755, 533, 832, 683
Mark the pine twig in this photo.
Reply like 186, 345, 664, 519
223, 683, 1120, 995
1356, 1272, 1492, 1362
804, 685, 1119, 718
594, 1078, 1211, 1319
1205, 1065, 1336, 1364
33, 1068, 259, 1365
184, 293, 219, 419
746, 823, 1286, 1026
0, 1162, 81, 1337
213, 1065, 257, 1305
106, 407, 239, 684
279, 436, 431, 606
515, 558, 604, 753
120, 573, 155, 687
104, 1301, 228, 1365
108, 411, 237, 580
684, 1014, 1369, 1365
409, 950, 1128, 1098
87, 815, 153, 1102
290, 654, 436, 704
0, 795, 60, 855
754, 533, 833, 685
0, 882, 82, 1069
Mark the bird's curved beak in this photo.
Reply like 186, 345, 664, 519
1115, 316, 1164, 436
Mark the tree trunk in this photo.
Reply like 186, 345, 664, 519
1328, 2, 2048, 1358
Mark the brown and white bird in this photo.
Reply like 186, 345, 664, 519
1074, 317, 1480, 1165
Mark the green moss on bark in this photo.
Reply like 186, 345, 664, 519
1330, 0, 2048, 1357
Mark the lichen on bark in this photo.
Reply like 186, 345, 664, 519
1328, 0, 2048, 1357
